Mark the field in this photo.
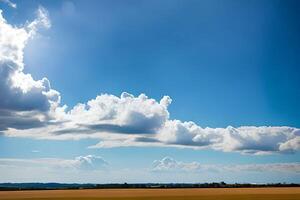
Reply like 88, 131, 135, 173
0, 188, 300, 200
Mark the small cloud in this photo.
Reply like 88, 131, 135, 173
152, 157, 203, 172
31, 150, 40, 153
0, 0, 17, 9
27, 6, 51, 35
0, 155, 108, 171
151, 157, 300, 174
74, 155, 108, 170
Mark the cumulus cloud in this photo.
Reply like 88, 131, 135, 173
0, 7, 299, 155
3, 92, 172, 143
66, 92, 171, 134
152, 157, 300, 174
0, 155, 107, 170
157, 121, 300, 154
0, 6, 59, 131
152, 157, 203, 172
74, 155, 108, 170
279, 137, 300, 152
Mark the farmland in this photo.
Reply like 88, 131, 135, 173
0, 188, 299, 200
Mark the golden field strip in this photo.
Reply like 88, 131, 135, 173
0, 188, 300, 200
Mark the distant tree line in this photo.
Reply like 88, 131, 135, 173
0, 182, 299, 191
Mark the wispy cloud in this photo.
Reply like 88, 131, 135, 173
0, 155, 109, 183
0, 155, 108, 170
0, 0, 16, 9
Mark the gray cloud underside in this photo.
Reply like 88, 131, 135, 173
0, 8, 299, 155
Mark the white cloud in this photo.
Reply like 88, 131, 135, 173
66, 92, 171, 134
152, 157, 203, 172
0, 155, 108, 183
0, 7, 299, 155
152, 157, 300, 174
0, 6, 59, 132
0, 0, 16, 9
74, 155, 108, 170
27, 6, 51, 34
279, 137, 300, 152
157, 121, 300, 154
0, 155, 107, 170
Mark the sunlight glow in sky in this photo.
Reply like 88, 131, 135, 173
0, 0, 299, 183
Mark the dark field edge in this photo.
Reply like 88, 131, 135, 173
0, 182, 299, 191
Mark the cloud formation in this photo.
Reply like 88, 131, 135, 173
152, 157, 300, 174
0, 7, 299, 155
0, 155, 108, 182
0, 155, 107, 170
0, 6, 59, 131
157, 121, 300, 154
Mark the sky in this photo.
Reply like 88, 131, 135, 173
0, 0, 299, 183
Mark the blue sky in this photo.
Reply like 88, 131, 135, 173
0, 0, 299, 183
